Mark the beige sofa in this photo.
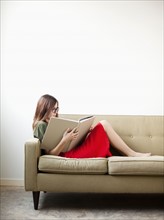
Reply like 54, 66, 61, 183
24, 115, 164, 210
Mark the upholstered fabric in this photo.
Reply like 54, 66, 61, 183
38, 155, 164, 175
24, 138, 40, 191
94, 116, 164, 156
24, 115, 164, 210
37, 174, 164, 193
38, 155, 108, 174
108, 156, 164, 176
62, 115, 164, 156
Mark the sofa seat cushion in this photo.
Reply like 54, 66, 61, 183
108, 156, 164, 176
38, 155, 108, 174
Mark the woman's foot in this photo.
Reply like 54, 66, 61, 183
130, 152, 151, 157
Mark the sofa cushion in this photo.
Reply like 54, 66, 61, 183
38, 155, 108, 174
108, 156, 164, 176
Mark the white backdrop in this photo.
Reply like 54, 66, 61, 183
1, 0, 163, 183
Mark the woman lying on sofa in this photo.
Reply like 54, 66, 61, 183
32, 94, 151, 158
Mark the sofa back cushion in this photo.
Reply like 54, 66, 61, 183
60, 115, 164, 156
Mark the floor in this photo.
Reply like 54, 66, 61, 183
0, 186, 164, 220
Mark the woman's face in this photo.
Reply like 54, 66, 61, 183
46, 102, 59, 122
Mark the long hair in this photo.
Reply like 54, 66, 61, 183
32, 94, 58, 129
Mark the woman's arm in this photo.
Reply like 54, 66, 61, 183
48, 127, 78, 156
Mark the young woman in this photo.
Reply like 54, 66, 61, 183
33, 94, 151, 158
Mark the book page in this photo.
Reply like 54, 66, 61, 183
41, 115, 95, 152
41, 117, 78, 151
67, 116, 95, 152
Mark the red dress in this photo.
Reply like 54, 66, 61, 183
60, 123, 112, 158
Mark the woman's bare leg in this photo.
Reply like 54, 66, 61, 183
100, 120, 151, 157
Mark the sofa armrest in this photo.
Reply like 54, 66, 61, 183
24, 138, 41, 191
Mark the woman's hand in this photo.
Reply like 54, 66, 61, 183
84, 126, 94, 140
62, 127, 79, 144
49, 127, 79, 156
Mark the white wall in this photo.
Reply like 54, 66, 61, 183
1, 0, 163, 183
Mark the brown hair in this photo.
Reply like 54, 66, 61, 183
32, 94, 58, 129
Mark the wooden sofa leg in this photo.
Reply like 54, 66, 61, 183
32, 191, 40, 210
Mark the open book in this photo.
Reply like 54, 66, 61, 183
41, 115, 95, 152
